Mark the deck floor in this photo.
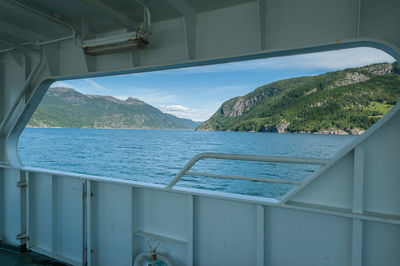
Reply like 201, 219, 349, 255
0, 248, 68, 266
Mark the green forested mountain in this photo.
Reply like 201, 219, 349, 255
27, 87, 199, 129
197, 62, 400, 134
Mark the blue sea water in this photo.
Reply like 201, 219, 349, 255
18, 128, 357, 198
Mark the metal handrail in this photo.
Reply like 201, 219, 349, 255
166, 152, 331, 188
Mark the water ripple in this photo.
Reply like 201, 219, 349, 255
18, 128, 357, 198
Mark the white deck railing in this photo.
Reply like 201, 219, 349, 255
167, 152, 330, 188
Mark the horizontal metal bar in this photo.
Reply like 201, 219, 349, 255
186, 171, 302, 185
191, 152, 331, 165
166, 152, 330, 188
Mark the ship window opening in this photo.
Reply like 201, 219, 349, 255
18, 47, 399, 198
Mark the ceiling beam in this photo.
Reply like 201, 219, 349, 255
183, 16, 195, 60
165, 0, 196, 60
258, 0, 267, 50
165, 0, 195, 18
1, 1, 71, 34
0, 21, 47, 42
83, 0, 139, 27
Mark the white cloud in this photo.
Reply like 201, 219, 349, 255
111, 92, 179, 106
159, 105, 196, 120
160, 105, 192, 112
158, 101, 224, 122
112, 87, 179, 106
114, 95, 129, 100
51, 79, 107, 94
159, 104, 221, 121
84, 79, 107, 91
169, 47, 395, 74
51, 81, 78, 89
208, 85, 252, 92
74, 83, 180, 106
138, 94, 178, 105
291, 48, 395, 69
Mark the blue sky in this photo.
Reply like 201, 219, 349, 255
53, 47, 395, 121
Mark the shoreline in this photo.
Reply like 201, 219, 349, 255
25, 126, 196, 131
25, 126, 364, 135
196, 129, 364, 135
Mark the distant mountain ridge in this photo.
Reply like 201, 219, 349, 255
28, 87, 199, 129
197, 62, 400, 134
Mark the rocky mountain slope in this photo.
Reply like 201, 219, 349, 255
27, 87, 199, 129
197, 62, 400, 134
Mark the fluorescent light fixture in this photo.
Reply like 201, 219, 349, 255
82, 32, 149, 55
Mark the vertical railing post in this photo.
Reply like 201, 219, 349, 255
353, 147, 364, 214
0, 167, 3, 242
352, 147, 364, 266
17, 170, 28, 246
186, 195, 194, 266
51, 175, 57, 256
86, 180, 92, 266
130, 187, 135, 265
256, 205, 264, 266
25, 171, 30, 249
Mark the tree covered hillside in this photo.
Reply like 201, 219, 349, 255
197, 62, 400, 134
28, 87, 199, 129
